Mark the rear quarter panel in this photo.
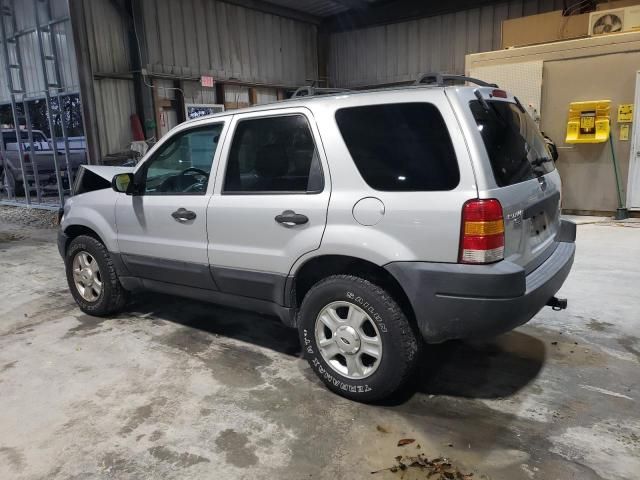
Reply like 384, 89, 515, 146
291, 89, 479, 271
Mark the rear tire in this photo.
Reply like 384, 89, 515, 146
298, 274, 420, 402
65, 235, 128, 316
2, 168, 23, 196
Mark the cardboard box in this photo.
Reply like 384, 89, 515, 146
597, 0, 639, 11
502, 10, 590, 48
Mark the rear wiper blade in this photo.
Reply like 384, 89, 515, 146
473, 89, 490, 112
530, 157, 552, 166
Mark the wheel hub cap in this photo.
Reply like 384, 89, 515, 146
72, 251, 102, 302
314, 300, 383, 380
335, 325, 361, 354
80, 269, 93, 286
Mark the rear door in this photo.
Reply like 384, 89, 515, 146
207, 108, 330, 303
451, 88, 561, 271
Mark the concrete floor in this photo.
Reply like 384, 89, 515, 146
0, 214, 639, 480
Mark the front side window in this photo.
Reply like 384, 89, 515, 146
469, 100, 555, 187
143, 124, 223, 195
223, 114, 323, 194
335, 103, 460, 191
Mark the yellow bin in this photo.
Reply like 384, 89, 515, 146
565, 100, 611, 144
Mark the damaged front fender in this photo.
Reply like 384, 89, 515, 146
73, 165, 134, 195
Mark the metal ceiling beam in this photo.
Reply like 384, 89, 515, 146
330, 0, 371, 10
220, 0, 322, 24
324, 0, 500, 31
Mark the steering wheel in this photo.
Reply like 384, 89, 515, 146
181, 167, 209, 178
157, 167, 210, 193
179, 167, 209, 193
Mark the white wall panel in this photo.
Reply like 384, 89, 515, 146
470, 60, 544, 119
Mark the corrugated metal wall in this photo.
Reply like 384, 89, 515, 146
79, 0, 319, 156
140, 0, 318, 86
183, 80, 217, 104
81, 0, 136, 157
0, 0, 78, 103
328, 0, 567, 87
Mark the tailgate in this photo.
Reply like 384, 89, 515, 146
487, 173, 561, 271
466, 92, 561, 271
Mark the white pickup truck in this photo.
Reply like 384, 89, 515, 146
0, 129, 87, 196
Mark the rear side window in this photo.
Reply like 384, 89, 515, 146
469, 100, 555, 187
223, 115, 323, 194
335, 103, 459, 191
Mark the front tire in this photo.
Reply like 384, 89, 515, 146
65, 235, 128, 316
298, 275, 420, 402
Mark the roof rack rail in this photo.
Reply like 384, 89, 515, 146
415, 73, 498, 88
291, 86, 352, 98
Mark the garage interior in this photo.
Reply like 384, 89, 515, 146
1, 0, 639, 479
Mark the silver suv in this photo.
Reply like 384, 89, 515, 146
58, 76, 576, 402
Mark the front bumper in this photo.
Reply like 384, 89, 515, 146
385, 221, 576, 343
57, 229, 68, 258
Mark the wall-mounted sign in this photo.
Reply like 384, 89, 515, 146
185, 103, 225, 120
620, 124, 630, 141
618, 104, 633, 123
201, 76, 215, 88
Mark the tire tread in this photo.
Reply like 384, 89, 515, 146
65, 235, 128, 316
299, 274, 420, 402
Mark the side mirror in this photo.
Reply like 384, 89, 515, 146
112, 173, 135, 194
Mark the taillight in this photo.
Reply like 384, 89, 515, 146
459, 199, 505, 264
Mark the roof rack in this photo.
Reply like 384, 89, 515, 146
414, 73, 498, 88
291, 86, 352, 98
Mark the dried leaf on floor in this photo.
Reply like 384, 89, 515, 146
397, 438, 415, 446
371, 453, 474, 479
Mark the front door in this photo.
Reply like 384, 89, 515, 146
207, 108, 330, 304
116, 121, 227, 289
626, 71, 640, 210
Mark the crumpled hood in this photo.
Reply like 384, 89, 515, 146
83, 165, 134, 181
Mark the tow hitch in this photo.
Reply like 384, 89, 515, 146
547, 296, 568, 311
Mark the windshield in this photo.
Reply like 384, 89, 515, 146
3, 131, 48, 149
469, 100, 555, 187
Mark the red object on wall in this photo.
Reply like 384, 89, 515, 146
201, 75, 215, 88
131, 114, 144, 141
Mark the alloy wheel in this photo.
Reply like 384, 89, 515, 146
72, 251, 102, 302
314, 301, 383, 379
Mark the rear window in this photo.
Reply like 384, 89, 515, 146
335, 103, 459, 191
470, 100, 555, 187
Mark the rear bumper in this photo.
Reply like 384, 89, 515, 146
385, 221, 576, 343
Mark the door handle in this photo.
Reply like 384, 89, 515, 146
275, 210, 308, 226
172, 208, 196, 222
